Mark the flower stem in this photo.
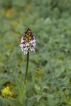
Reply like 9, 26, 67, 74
24, 52, 29, 84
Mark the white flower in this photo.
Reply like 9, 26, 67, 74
24, 47, 28, 51
30, 39, 35, 43
24, 51, 28, 55
21, 37, 24, 43
30, 47, 35, 51
20, 44, 23, 47
25, 43, 29, 46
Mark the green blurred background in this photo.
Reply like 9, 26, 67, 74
0, 0, 71, 106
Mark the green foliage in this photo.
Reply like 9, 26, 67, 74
11, 99, 22, 106
15, 77, 26, 105
0, 96, 10, 106
0, 0, 71, 106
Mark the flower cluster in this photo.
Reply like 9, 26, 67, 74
1, 87, 12, 98
20, 28, 36, 54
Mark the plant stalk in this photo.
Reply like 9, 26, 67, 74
24, 52, 29, 84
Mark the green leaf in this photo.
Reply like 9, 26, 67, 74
0, 96, 8, 106
47, 94, 58, 106
16, 77, 26, 105
11, 99, 22, 106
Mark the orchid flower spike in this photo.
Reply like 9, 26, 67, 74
20, 28, 36, 55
